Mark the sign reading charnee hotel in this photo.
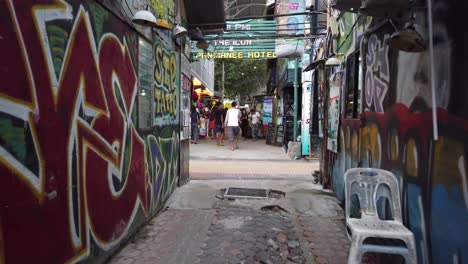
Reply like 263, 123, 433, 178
192, 19, 277, 60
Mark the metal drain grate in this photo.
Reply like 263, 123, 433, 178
224, 187, 268, 199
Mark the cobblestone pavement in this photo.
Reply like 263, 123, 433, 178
298, 216, 350, 264
197, 206, 307, 264
108, 179, 352, 264
109, 209, 214, 264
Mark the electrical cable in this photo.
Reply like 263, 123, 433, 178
335, 16, 360, 53
189, 11, 326, 27
204, 34, 326, 40
124, 0, 135, 17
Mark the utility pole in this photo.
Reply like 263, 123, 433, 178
222, 60, 225, 100
310, 0, 317, 62
293, 57, 299, 141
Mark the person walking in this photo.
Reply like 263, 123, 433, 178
209, 107, 216, 139
224, 102, 241, 151
240, 109, 249, 141
214, 103, 225, 146
250, 108, 261, 141
190, 106, 200, 144
199, 108, 207, 138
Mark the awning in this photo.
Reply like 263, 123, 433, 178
330, 0, 361, 13
303, 59, 325, 72
184, 0, 226, 34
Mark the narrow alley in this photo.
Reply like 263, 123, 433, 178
108, 140, 349, 264
1, 1, 467, 264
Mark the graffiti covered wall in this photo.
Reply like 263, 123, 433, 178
0, 1, 180, 263
330, 2, 468, 263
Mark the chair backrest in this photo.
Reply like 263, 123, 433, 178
344, 168, 402, 223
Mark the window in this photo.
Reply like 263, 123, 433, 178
138, 38, 153, 129
344, 51, 362, 119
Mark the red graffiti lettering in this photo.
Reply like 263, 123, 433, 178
0, 3, 150, 263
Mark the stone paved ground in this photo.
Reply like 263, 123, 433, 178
197, 207, 307, 264
108, 207, 351, 264
298, 216, 350, 264
109, 209, 214, 264
108, 179, 352, 264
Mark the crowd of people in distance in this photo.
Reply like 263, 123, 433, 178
190, 101, 263, 151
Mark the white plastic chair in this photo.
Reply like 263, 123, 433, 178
344, 168, 417, 264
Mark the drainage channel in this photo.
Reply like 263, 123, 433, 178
217, 187, 286, 200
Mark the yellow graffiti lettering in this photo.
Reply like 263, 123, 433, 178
432, 137, 467, 190
163, 53, 171, 90
360, 123, 381, 167
405, 138, 418, 178
154, 88, 177, 116
154, 44, 163, 86
389, 129, 399, 161
170, 54, 177, 92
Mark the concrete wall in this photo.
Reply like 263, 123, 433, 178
329, 1, 468, 263
0, 1, 180, 263
192, 59, 215, 92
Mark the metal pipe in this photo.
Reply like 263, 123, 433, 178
426, 0, 438, 140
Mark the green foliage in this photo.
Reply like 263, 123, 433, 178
215, 59, 268, 98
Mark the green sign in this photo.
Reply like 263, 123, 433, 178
192, 19, 277, 59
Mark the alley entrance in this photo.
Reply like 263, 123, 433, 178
108, 140, 352, 264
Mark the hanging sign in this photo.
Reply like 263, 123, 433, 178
192, 19, 277, 59
301, 71, 312, 155
327, 68, 343, 153
263, 98, 274, 125
275, 0, 305, 57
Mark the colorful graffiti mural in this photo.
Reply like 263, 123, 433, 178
330, 5, 468, 263
153, 37, 180, 126
0, 1, 179, 263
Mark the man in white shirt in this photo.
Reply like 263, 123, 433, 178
250, 108, 261, 141
224, 101, 241, 151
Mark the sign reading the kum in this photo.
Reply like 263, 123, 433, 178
192, 19, 277, 60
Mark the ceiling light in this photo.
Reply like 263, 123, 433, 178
387, 26, 426, 53
132, 11, 158, 27
132, 10, 171, 30
196, 40, 209, 50
325, 57, 341, 66
173, 25, 188, 38
156, 18, 171, 30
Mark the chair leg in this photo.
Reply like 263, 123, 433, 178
348, 236, 363, 264
405, 236, 417, 264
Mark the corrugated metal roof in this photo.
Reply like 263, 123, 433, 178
225, 0, 269, 19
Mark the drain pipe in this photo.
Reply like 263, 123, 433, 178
426, 0, 438, 140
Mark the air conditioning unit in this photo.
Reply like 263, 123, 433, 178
330, 0, 361, 13
359, 0, 411, 18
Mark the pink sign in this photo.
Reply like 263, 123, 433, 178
289, 2, 299, 10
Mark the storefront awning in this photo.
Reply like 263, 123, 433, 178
303, 59, 325, 72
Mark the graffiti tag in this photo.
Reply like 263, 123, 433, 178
365, 34, 390, 113
154, 41, 178, 120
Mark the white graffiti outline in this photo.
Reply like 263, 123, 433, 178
1, 0, 43, 198
459, 156, 468, 209
33, 0, 73, 97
